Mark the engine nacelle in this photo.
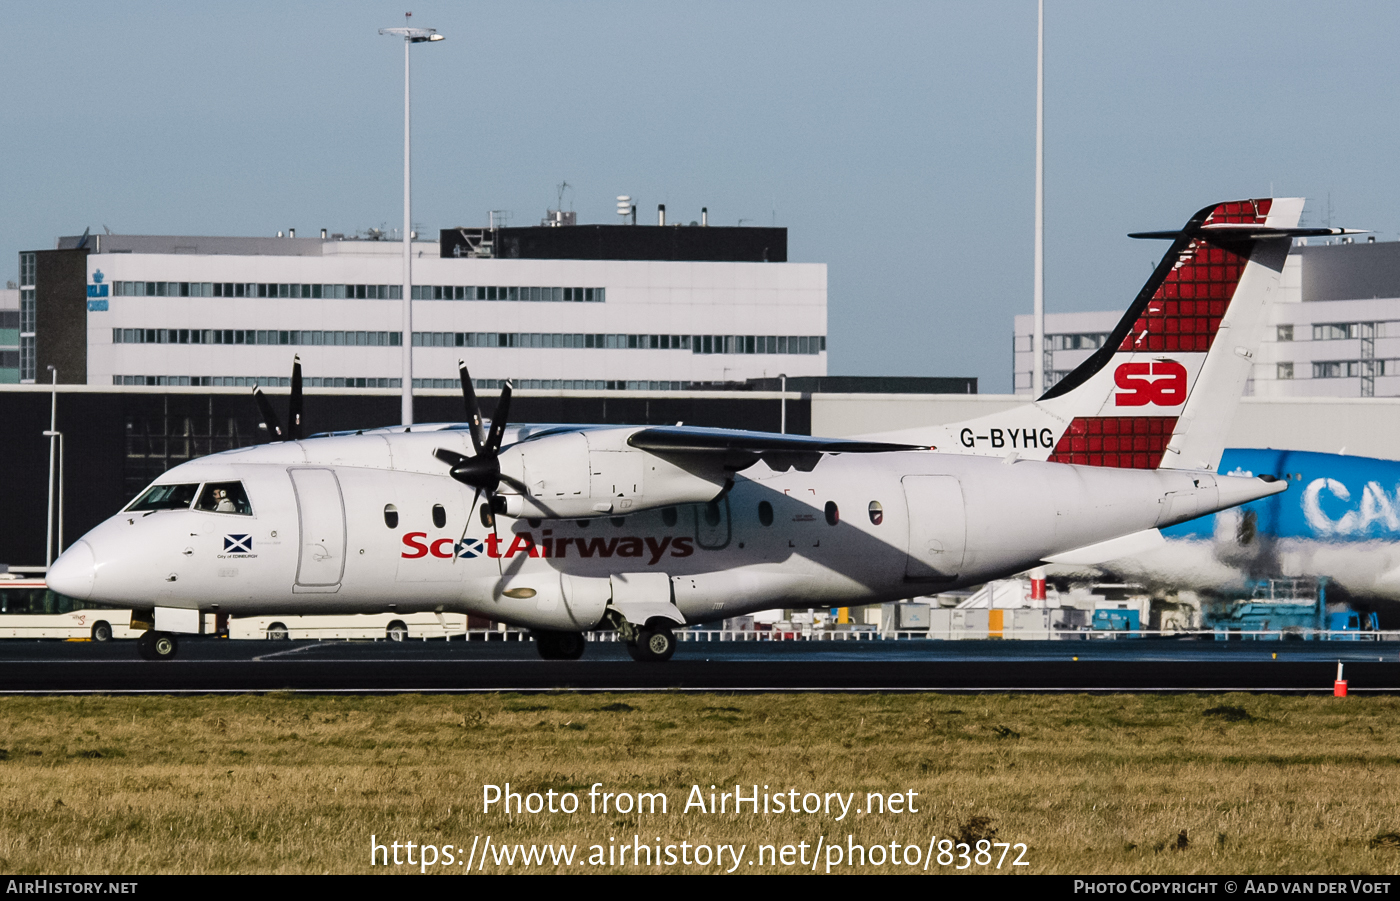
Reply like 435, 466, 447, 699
496, 427, 729, 519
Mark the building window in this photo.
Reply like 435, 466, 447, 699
1048, 332, 1110, 351
19, 289, 34, 334
1314, 323, 1358, 341
1312, 361, 1355, 379
19, 336, 35, 382
1277, 362, 1294, 380
1276, 324, 1294, 342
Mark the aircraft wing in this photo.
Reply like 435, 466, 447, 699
627, 426, 929, 455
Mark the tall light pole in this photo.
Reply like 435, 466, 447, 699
379, 17, 444, 426
1032, 0, 1045, 397
778, 373, 787, 434
44, 430, 63, 561
44, 366, 57, 567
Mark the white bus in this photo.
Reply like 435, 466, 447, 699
0, 575, 138, 641
227, 612, 471, 641
0, 575, 474, 642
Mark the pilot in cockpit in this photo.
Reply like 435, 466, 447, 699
195, 481, 252, 516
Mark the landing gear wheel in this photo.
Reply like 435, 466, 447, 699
91, 621, 112, 642
535, 631, 587, 660
554, 632, 586, 660
137, 631, 178, 661
626, 625, 676, 663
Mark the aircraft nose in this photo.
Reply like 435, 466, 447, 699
47, 540, 95, 601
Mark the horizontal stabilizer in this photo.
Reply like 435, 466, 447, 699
1130, 225, 1365, 241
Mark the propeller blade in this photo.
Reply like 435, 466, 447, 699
433, 448, 470, 468
484, 380, 513, 454
453, 487, 483, 567
488, 493, 503, 575
457, 360, 484, 456
252, 387, 284, 441
289, 355, 303, 441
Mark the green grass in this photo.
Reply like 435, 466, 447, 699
0, 693, 1398, 874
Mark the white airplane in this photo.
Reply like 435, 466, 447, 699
44, 201, 1298, 663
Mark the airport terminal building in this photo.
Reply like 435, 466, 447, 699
1014, 238, 1400, 399
17, 222, 825, 390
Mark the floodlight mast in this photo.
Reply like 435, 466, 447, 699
378, 21, 444, 425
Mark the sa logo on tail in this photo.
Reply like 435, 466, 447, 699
1114, 361, 1187, 407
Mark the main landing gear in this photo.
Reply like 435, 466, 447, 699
531, 621, 678, 662
137, 630, 179, 661
626, 624, 677, 663
534, 631, 587, 660
602, 609, 680, 663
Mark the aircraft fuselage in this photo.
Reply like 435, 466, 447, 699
52, 428, 1282, 633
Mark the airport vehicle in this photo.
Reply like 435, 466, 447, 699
1201, 577, 1379, 639
45, 202, 1291, 663
864, 197, 1356, 474
0, 575, 137, 641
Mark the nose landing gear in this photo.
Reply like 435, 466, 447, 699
136, 630, 179, 661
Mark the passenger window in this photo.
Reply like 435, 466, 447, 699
662, 507, 678, 527
758, 501, 774, 526
194, 482, 253, 515
127, 483, 200, 513
432, 504, 447, 529
383, 504, 399, 529
868, 501, 883, 525
824, 501, 839, 526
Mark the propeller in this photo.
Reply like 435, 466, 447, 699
251, 354, 304, 443
434, 361, 514, 570
434, 362, 513, 495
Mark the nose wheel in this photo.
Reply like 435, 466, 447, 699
137, 631, 179, 661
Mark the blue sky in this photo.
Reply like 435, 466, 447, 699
3, 2, 1397, 391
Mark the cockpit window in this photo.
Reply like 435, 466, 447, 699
195, 481, 254, 516
126, 483, 200, 513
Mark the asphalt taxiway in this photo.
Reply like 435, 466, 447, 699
0, 637, 1397, 693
